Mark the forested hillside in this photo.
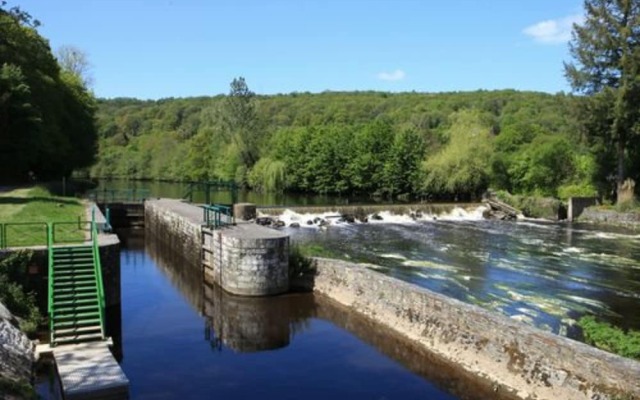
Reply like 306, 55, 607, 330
0, 4, 97, 182
94, 87, 610, 200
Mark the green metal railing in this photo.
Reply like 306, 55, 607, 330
91, 207, 106, 339
88, 188, 150, 203
0, 220, 91, 249
184, 180, 238, 204
202, 204, 234, 228
47, 223, 54, 342
0, 222, 48, 248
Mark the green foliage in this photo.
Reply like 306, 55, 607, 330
0, 4, 97, 182
579, 315, 640, 360
0, 251, 42, 335
565, 0, 640, 198
220, 77, 261, 170
0, 377, 38, 400
422, 109, 494, 198
247, 157, 287, 192
288, 244, 316, 279
93, 90, 597, 199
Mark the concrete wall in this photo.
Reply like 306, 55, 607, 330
580, 207, 640, 228
303, 258, 640, 400
204, 225, 289, 296
146, 199, 290, 296
567, 197, 598, 222
144, 200, 202, 269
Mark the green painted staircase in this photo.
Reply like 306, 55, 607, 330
49, 240, 106, 346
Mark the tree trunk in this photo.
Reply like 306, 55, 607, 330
616, 139, 626, 204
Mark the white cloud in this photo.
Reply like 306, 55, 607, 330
377, 69, 406, 81
523, 14, 583, 44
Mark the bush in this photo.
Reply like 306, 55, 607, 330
579, 316, 640, 360
288, 244, 316, 279
0, 251, 42, 336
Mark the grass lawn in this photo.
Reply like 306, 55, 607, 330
0, 186, 88, 247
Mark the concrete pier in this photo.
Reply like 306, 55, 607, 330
52, 341, 129, 400
145, 199, 289, 296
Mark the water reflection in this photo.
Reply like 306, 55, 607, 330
145, 227, 314, 353
203, 283, 316, 352
141, 228, 517, 400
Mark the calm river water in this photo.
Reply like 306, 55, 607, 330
86, 229, 515, 400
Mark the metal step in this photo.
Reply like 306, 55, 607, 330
53, 281, 97, 289
54, 333, 105, 345
54, 324, 102, 337
53, 276, 96, 284
54, 286, 97, 296
53, 318, 101, 329
56, 305, 99, 314
54, 298, 99, 307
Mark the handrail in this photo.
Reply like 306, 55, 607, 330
202, 204, 235, 228
47, 222, 54, 345
88, 188, 150, 203
91, 207, 107, 340
0, 222, 48, 248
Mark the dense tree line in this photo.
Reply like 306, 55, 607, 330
0, 2, 97, 183
92, 0, 640, 202
92, 88, 608, 200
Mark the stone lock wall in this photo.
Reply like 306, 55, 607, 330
204, 224, 289, 296
146, 199, 289, 296
144, 200, 202, 269
305, 258, 640, 400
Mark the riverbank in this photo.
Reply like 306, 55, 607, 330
295, 258, 640, 400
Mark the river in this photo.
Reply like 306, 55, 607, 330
97, 180, 640, 336
101, 229, 517, 399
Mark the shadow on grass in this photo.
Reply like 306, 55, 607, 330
0, 196, 80, 206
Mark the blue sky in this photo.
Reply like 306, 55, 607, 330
14, 0, 584, 99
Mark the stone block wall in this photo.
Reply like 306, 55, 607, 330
567, 197, 598, 222
144, 200, 202, 269
147, 199, 289, 296
206, 225, 289, 296
306, 258, 640, 400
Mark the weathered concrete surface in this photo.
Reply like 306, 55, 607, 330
580, 207, 640, 229
0, 302, 34, 389
567, 197, 598, 222
205, 224, 289, 296
53, 341, 129, 400
145, 199, 203, 268
304, 258, 640, 400
146, 199, 289, 296
233, 203, 257, 221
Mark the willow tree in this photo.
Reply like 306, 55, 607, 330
565, 0, 640, 202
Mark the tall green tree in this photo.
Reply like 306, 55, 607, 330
565, 0, 640, 201
0, 2, 97, 182
220, 77, 261, 170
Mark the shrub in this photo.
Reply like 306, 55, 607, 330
579, 316, 640, 360
0, 251, 42, 336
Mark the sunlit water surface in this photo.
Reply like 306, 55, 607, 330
286, 215, 640, 337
